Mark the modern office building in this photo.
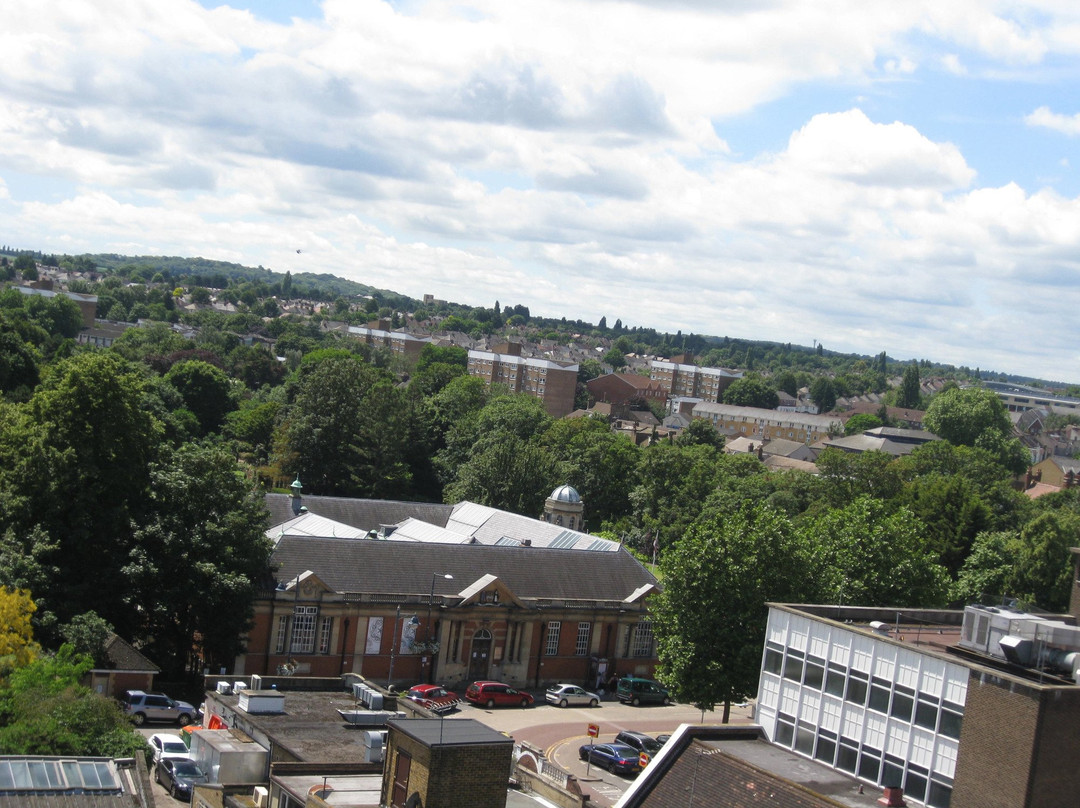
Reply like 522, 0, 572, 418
756, 602, 1080, 808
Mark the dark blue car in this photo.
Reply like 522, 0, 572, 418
578, 742, 641, 775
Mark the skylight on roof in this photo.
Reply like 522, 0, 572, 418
0, 758, 120, 794
495, 537, 519, 546
550, 531, 579, 549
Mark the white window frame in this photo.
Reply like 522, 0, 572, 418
545, 621, 562, 656
291, 606, 318, 654
575, 622, 591, 656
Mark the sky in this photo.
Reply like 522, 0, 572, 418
3, 1, 1080, 382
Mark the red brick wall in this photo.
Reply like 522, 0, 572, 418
951, 671, 1080, 808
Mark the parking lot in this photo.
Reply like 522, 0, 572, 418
135, 690, 753, 807
450, 693, 755, 806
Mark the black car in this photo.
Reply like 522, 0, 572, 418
614, 730, 663, 760
155, 757, 208, 800
578, 742, 642, 775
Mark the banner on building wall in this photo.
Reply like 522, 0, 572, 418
365, 617, 383, 655
401, 619, 418, 654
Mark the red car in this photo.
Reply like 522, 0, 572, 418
465, 681, 535, 709
405, 684, 459, 714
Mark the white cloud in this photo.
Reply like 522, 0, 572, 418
4, 0, 1080, 380
1025, 106, 1080, 136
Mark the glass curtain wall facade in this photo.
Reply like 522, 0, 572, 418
757, 608, 966, 808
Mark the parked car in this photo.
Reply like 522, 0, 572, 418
546, 683, 600, 708
147, 733, 190, 764
155, 757, 208, 801
578, 742, 642, 775
614, 730, 663, 761
615, 676, 672, 706
406, 684, 459, 714
124, 690, 199, 726
656, 733, 672, 745
465, 681, 534, 709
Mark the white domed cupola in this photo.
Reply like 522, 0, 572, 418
542, 484, 585, 530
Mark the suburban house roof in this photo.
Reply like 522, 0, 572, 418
97, 634, 158, 674
818, 433, 916, 456
264, 493, 453, 533
270, 537, 657, 603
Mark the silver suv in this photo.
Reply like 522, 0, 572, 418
123, 690, 198, 727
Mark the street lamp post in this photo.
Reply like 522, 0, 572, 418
387, 606, 419, 690
427, 573, 453, 682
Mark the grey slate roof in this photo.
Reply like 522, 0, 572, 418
265, 494, 453, 532
100, 634, 158, 673
271, 536, 657, 602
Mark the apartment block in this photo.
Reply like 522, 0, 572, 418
649, 360, 741, 403
467, 349, 578, 417
692, 401, 840, 444
348, 326, 435, 364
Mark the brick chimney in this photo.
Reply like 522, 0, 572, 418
878, 786, 906, 807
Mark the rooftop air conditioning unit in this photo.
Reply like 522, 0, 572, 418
216, 681, 232, 695
252, 786, 268, 808
233, 681, 248, 693
250, 674, 262, 691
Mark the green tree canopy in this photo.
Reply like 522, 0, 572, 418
809, 377, 837, 413
722, 376, 779, 409
844, 413, 883, 436
0, 645, 146, 759
653, 505, 811, 719
924, 386, 1011, 446
798, 496, 950, 608
898, 362, 921, 409
278, 353, 415, 498
164, 360, 236, 435
123, 443, 271, 677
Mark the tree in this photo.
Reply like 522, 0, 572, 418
444, 436, 566, 516
164, 360, 236, 435
924, 387, 1011, 447
0, 588, 39, 672
122, 443, 272, 677
844, 413, 883, 435
676, 418, 726, 450
924, 387, 1027, 474
0, 353, 164, 641
278, 353, 415, 498
629, 443, 728, 556
281, 270, 293, 299
541, 417, 640, 525
898, 362, 921, 409
0, 645, 146, 759
58, 612, 112, 667
772, 370, 798, 398
14, 254, 37, 281
953, 511, 1078, 612
798, 497, 950, 608
809, 377, 837, 412
900, 474, 991, 577
722, 376, 779, 409
602, 347, 627, 371
652, 505, 810, 719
